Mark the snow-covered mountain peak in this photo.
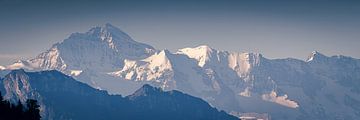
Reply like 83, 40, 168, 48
143, 50, 172, 68
177, 45, 216, 67
63, 23, 156, 55
86, 23, 133, 42
306, 51, 327, 62
0, 65, 5, 70
157, 49, 172, 57
109, 49, 174, 87
178, 45, 214, 54
7, 23, 156, 74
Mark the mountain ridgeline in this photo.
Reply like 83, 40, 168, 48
2, 23, 360, 119
0, 69, 238, 120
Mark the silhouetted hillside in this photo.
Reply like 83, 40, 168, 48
0, 92, 41, 120
0, 69, 238, 120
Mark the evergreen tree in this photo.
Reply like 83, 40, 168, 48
15, 100, 25, 120
25, 99, 41, 120
0, 91, 41, 120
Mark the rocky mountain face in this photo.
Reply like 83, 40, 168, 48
0, 69, 237, 120
2, 24, 360, 119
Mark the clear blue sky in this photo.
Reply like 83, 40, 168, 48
1, 0, 359, 65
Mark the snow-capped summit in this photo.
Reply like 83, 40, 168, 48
80, 23, 133, 42
7, 23, 156, 73
177, 45, 263, 72
64, 23, 156, 59
109, 50, 175, 90
306, 51, 327, 62
177, 45, 216, 67
5, 24, 158, 93
143, 50, 172, 67
0, 65, 5, 70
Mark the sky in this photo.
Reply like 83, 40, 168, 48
0, 0, 359, 65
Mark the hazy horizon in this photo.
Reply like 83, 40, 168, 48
1, 0, 360, 65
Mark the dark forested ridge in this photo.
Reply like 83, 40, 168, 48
0, 69, 239, 120
0, 92, 41, 120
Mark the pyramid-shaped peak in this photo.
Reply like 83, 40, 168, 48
86, 23, 133, 41
144, 49, 173, 66
62, 23, 155, 53
311, 51, 324, 56
93, 23, 120, 31
159, 49, 171, 56
306, 51, 327, 62
101, 23, 124, 33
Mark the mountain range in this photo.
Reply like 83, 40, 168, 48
0, 69, 237, 120
2, 23, 360, 120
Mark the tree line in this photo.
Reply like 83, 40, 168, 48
0, 92, 41, 120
